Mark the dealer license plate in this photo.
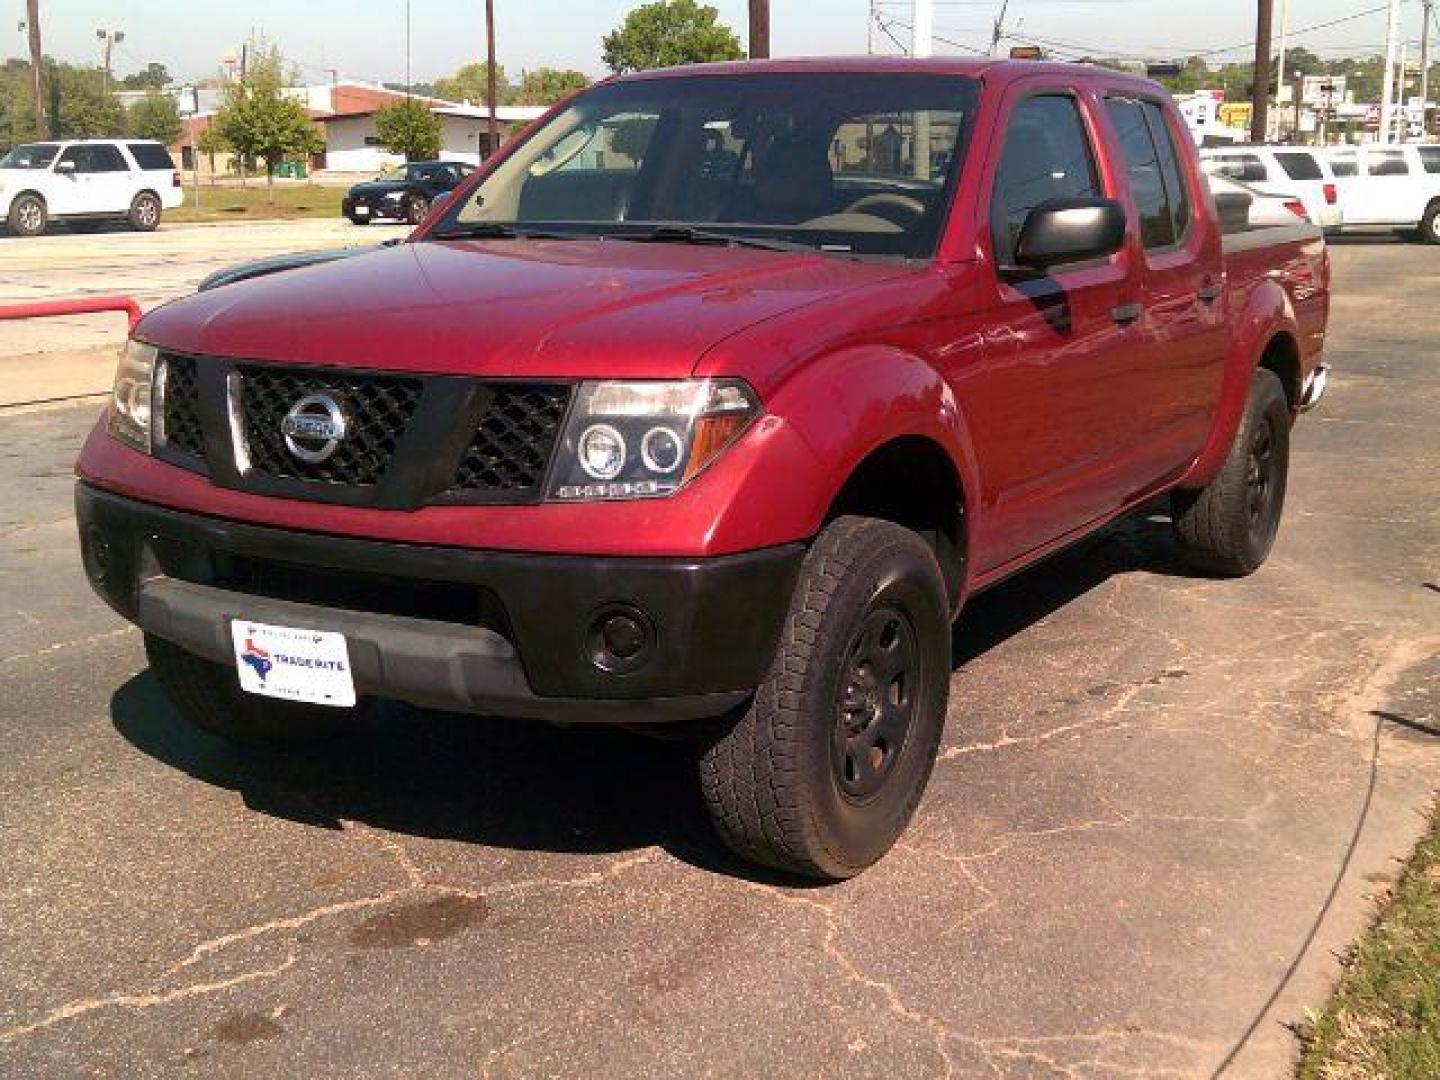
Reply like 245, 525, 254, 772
230, 620, 356, 707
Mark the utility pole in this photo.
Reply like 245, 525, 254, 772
989, 0, 1010, 58
405, 0, 412, 96
867, 0, 875, 55
25, 0, 46, 138
748, 0, 770, 59
485, 0, 498, 160
1251, 0, 1273, 143
1380, 0, 1402, 143
1421, 0, 1433, 135
1275, 0, 1291, 108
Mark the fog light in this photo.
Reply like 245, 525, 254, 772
586, 605, 654, 673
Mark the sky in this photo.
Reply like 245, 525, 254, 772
11, 1, 1433, 86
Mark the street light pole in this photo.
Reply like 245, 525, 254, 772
1380, 0, 1403, 143
1422, 0, 1434, 133
1251, 0, 1273, 143
485, 0, 498, 160
24, 0, 46, 137
97, 28, 125, 99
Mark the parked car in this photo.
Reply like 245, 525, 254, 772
1199, 145, 1341, 230
76, 59, 1329, 879
341, 161, 476, 225
0, 139, 183, 236
1322, 143, 1440, 243
1207, 173, 1312, 231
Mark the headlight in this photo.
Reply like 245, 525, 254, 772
549, 379, 759, 501
107, 339, 157, 452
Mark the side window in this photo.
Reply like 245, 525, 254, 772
1420, 147, 1440, 175
1107, 98, 1179, 249
1368, 151, 1409, 177
1274, 152, 1323, 181
127, 143, 176, 170
1205, 154, 1267, 184
1142, 101, 1192, 244
1329, 155, 1358, 178
86, 144, 130, 172
57, 146, 89, 173
990, 94, 1100, 266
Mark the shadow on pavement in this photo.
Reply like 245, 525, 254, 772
110, 507, 1190, 880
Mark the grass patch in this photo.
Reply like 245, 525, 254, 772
1298, 803, 1440, 1079
165, 185, 345, 223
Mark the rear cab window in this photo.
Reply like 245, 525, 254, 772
989, 94, 1102, 266
1106, 97, 1192, 251
127, 143, 176, 171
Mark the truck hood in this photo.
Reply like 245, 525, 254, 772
137, 238, 913, 381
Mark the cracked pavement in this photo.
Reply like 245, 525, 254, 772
1, 240, 1437, 1078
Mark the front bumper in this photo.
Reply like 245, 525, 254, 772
77, 483, 802, 723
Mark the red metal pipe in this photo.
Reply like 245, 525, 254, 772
0, 295, 142, 330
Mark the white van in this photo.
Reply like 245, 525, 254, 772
1198, 146, 1342, 230
1323, 144, 1440, 244
0, 139, 184, 237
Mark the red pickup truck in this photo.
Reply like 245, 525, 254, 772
76, 59, 1329, 878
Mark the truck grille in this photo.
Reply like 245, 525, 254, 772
159, 355, 207, 461
238, 366, 424, 487
149, 354, 572, 507
450, 385, 570, 496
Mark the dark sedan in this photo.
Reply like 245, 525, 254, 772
341, 160, 475, 225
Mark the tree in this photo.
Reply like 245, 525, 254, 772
120, 63, 171, 91
50, 64, 124, 139
517, 68, 588, 105
212, 43, 323, 196
375, 97, 441, 161
195, 122, 228, 173
434, 62, 512, 106
128, 89, 182, 145
601, 0, 744, 74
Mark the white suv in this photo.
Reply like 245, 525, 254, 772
0, 139, 183, 237
1199, 145, 1342, 230
1323, 144, 1440, 244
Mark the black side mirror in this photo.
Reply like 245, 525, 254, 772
1014, 197, 1127, 272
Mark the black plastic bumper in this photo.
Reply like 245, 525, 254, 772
76, 483, 802, 723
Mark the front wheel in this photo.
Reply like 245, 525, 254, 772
405, 196, 430, 225
128, 192, 161, 232
8, 194, 46, 237
1419, 203, 1440, 246
1171, 368, 1290, 576
145, 634, 357, 747
698, 517, 951, 880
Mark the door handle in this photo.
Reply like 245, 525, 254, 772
1111, 302, 1143, 325
1197, 284, 1222, 304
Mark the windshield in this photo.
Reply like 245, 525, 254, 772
0, 143, 60, 170
433, 73, 979, 258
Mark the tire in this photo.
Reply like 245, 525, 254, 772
128, 192, 161, 232
1420, 202, 1440, 246
405, 196, 430, 225
1171, 368, 1290, 577
348, 213, 371, 226
698, 517, 951, 880
145, 634, 356, 747
8, 194, 46, 237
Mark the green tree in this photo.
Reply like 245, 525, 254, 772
212, 44, 323, 196
120, 62, 171, 91
49, 64, 125, 139
375, 97, 441, 161
0, 59, 38, 149
127, 89, 182, 145
517, 68, 588, 105
602, 0, 744, 73
195, 122, 227, 172
434, 62, 513, 106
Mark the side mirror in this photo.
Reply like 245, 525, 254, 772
429, 191, 454, 214
1013, 198, 1126, 272
55, 160, 77, 175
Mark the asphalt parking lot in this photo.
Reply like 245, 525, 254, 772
0, 236, 1436, 1078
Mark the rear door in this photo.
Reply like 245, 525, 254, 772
962, 84, 1153, 569
1351, 147, 1422, 225
1101, 95, 1228, 483
1270, 149, 1339, 228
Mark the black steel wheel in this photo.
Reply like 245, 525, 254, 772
699, 516, 951, 880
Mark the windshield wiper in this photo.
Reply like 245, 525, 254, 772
615, 226, 818, 254
427, 223, 587, 241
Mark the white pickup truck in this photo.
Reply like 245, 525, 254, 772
0, 139, 184, 237
1324, 144, 1440, 243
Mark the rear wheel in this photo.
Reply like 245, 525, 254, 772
1171, 368, 1290, 576
1420, 202, 1440, 246
145, 634, 356, 747
8, 194, 46, 237
128, 192, 161, 232
698, 517, 951, 880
